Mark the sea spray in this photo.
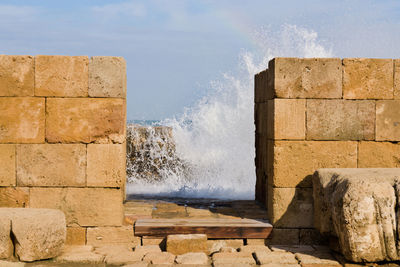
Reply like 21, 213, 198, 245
126, 24, 333, 199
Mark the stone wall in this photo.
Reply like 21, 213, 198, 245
255, 57, 400, 244
0, 55, 129, 246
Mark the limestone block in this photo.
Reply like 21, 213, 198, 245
395, 59, 400, 99
255, 70, 271, 103
35, 55, 88, 97
29, 188, 124, 227
207, 239, 243, 254
306, 100, 375, 140
313, 168, 400, 262
254, 251, 298, 265
142, 237, 164, 246
166, 234, 207, 255
266, 229, 299, 245
142, 252, 175, 264
267, 99, 306, 140
0, 187, 29, 207
376, 100, 400, 141
212, 252, 256, 265
359, 142, 400, 168
0, 97, 45, 143
55, 245, 104, 264
89, 56, 127, 98
269, 186, 313, 228
46, 98, 125, 143
16, 144, 86, 187
94, 245, 143, 265
299, 229, 326, 245
0, 55, 34, 96
246, 239, 266, 245
176, 252, 209, 265
239, 245, 270, 253
269, 58, 342, 99
271, 141, 357, 187
0, 218, 12, 259
86, 226, 139, 247
66, 227, 86, 245
134, 245, 161, 255
0, 145, 15, 186
343, 58, 394, 99
87, 144, 125, 187
295, 252, 339, 265
0, 208, 66, 262
255, 102, 268, 135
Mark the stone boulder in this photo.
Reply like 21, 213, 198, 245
0, 208, 66, 262
313, 168, 400, 262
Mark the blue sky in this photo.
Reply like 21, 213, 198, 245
1, 0, 400, 120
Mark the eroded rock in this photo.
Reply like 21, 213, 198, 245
313, 168, 400, 262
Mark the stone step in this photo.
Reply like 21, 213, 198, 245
134, 218, 272, 239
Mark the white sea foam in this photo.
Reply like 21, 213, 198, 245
126, 24, 333, 200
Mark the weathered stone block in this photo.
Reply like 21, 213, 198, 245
299, 229, 326, 245
267, 99, 306, 140
0, 97, 45, 143
0, 208, 66, 262
255, 70, 271, 103
35, 55, 88, 97
254, 102, 268, 135
86, 226, 139, 247
143, 252, 175, 264
0, 145, 15, 186
166, 234, 208, 255
271, 141, 357, 187
55, 245, 104, 264
87, 144, 125, 187
95, 245, 144, 265
269, 58, 342, 99
0, 218, 12, 259
46, 98, 125, 143
0, 55, 34, 96
358, 142, 400, 168
343, 58, 394, 99
313, 168, 400, 262
376, 100, 400, 141
89, 56, 127, 98
29, 188, 123, 227
17, 144, 86, 187
0, 187, 29, 207
266, 228, 300, 245
207, 239, 243, 254
269, 186, 313, 228
176, 252, 209, 265
306, 99, 375, 140
66, 227, 86, 245
254, 251, 298, 265
395, 59, 400, 99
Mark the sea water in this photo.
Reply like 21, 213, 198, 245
126, 25, 333, 200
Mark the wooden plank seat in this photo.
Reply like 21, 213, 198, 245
134, 218, 272, 239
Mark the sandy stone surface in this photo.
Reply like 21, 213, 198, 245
166, 234, 208, 255
86, 226, 139, 247
55, 245, 104, 264
207, 239, 243, 254
175, 252, 209, 265
0, 208, 66, 262
134, 245, 161, 256
35, 55, 89, 97
142, 252, 175, 264
376, 100, 400, 141
94, 245, 142, 265
254, 69, 271, 103
266, 229, 299, 245
0, 55, 34, 96
270, 58, 342, 99
358, 142, 400, 168
0, 187, 29, 208
89, 56, 127, 98
0, 218, 13, 259
0, 97, 45, 143
16, 144, 86, 187
239, 245, 271, 253
306, 99, 375, 141
268, 187, 313, 228
212, 252, 256, 265
267, 99, 306, 140
255, 251, 298, 265
271, 141, 357, 187
29, 187, 123, 227
343, 58, 393, 99
65, 227, 86, 246
87, 144, 125, 187
46, 98, 125, 144
0, 145, 15, 186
